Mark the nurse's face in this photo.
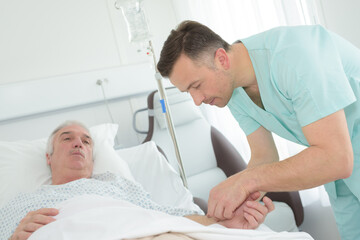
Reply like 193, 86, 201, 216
170, 53, 234, 107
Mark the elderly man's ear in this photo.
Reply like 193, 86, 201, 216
46, 153, 51, 166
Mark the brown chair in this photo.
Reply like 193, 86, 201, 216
135, 87, 304, 230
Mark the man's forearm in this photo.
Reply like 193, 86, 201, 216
246, 157, 278, 201
244, 145, 351, 194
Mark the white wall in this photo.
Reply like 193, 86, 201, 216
0, 0, 177, 146
315, 0, 360, 48
0, 0, 176, 85
0, 94, 151, 147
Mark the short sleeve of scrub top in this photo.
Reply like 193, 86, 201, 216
229, 25, 356, 137
271, 25, 356, 127
228, 105, 261, 136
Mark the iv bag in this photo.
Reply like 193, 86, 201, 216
116, 0, 151, 43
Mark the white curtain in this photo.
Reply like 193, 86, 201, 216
171, 0, 330, 207
171, 0, 317, 43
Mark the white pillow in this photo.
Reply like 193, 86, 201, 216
117, 141, 203, 213
0, 123, 133, 207
90, 124, 134, 181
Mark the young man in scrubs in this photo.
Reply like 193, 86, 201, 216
157, 20, 360, 240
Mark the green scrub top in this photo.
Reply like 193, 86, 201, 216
228, 25, 360, 200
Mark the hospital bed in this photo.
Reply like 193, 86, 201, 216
0, 82, 311, 239
0, 119, 313, 239
0, 123, 312, 239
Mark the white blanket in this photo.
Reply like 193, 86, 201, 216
29, 195, 313, 240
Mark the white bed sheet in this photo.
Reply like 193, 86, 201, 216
29, 195, 313, 240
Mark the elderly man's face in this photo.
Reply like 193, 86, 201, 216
47, 124, 93, 183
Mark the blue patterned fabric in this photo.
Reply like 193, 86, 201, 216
0, 172, 200, 239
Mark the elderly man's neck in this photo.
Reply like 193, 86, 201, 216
51, 172, 92, 185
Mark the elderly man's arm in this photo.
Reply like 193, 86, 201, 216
10, 208, 58, 240
186, 193, 274, 229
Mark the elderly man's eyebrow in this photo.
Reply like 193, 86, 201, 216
84, 134, 92, 141
59, 131, 71, 137
59, 131, 92, 140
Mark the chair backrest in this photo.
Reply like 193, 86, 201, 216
141, 87, 304, 227
143, 88, 232, 202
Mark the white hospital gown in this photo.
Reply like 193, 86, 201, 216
0, 172, 200, 239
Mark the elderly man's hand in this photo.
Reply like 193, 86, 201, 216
207, 171, 252, 220
218, 192, 274, 229
10, 208, 59, 240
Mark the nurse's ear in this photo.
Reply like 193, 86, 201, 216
214, 48, 230, 70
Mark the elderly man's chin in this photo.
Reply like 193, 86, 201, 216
69, 156, 90, 168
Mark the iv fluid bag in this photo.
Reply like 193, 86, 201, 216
116, 0, 151, 43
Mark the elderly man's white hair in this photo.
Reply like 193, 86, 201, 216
46, 120, 92, 155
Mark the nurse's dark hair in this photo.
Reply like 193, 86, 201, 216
157, 20, 230, 77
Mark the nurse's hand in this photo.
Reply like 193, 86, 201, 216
207, 171, 253, 220
218, 193, 274, 229
10, 208, 58, 240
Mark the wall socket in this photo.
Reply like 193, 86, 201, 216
96, 78, 109, 85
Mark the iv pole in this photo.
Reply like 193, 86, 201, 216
115, 0, 188, 188
147, 41, 188, 188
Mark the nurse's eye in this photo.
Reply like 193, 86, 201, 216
193, 84, 201, 89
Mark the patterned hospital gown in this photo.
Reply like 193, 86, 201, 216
0, 172, 200, 239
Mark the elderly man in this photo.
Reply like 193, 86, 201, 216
2, 121, 274, 240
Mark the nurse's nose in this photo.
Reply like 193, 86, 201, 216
189, 90, 204, 106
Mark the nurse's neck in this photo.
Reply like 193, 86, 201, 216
230, 42, 257, 89
229, 42, 264, 109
